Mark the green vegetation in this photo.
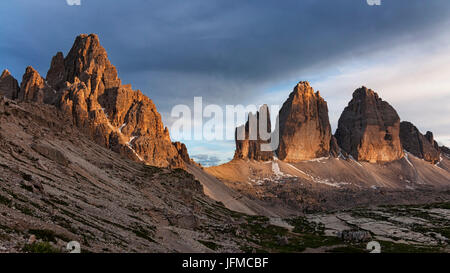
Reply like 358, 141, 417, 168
286, 217, 325, 235
238, 215, 341, 253
379, 241, 441, 253
327, 246, 367, 253
22, 242, 61, 253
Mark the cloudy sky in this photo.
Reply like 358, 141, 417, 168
1, 0, 450, 166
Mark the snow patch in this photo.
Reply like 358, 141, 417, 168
272, 161, 284, 176
311, 177, 349, 188
285, 163, 311, 177
435, 156, 443, 167
119, 123, 127, 133
348, 155, 363, 167
127, 136, 137, 146
306, 156, 330, 162
126, 136, 143, 161
403, 151, 414, 167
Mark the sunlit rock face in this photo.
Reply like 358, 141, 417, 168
234, 104, 274, 161
335, 87, 404, 163
18, 66, 56, 104
276, 81, 332, 162
400, 121, 440, 164
44, 34, 185, 168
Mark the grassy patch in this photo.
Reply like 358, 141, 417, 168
379, 241, 440, 253
327, 245, 367, 253
286, 217, 325, 235
22, 242, 61, 253
239, 216, 341, 253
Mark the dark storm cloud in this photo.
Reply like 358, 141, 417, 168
1, 0, 450, 112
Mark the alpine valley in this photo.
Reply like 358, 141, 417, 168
1, 34, 450, 253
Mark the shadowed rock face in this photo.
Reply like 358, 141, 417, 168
441, 146, 450, 157
335, 87, 404, 163
0, 69, 20, 100
45, 52, 65, 89
276, 82, 332, 162
329, 135, 342, 157
400, 122, 440, 164
36, 34, 185, 168
234, 104, 273, 161
173, 141, 190, 163
425, 131, 440, 151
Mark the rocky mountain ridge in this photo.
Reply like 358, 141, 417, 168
231, 83, 448, 166
0, 34, 185, 168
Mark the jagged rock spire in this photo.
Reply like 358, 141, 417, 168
0, 69, 20, 100
276, 81, 332, 162
234, 104, 273, 161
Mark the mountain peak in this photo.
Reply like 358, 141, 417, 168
276, 82, 332, 162
47, 34, 185, 168
353, 86, 380, 100
1, 69, 11, 77
46, 52, 65, 88
62, 33, 119, 88
297, 81, 310, 87
336, 87, 403, 163
293, 81, 314, 95
0, 69, 19, 100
